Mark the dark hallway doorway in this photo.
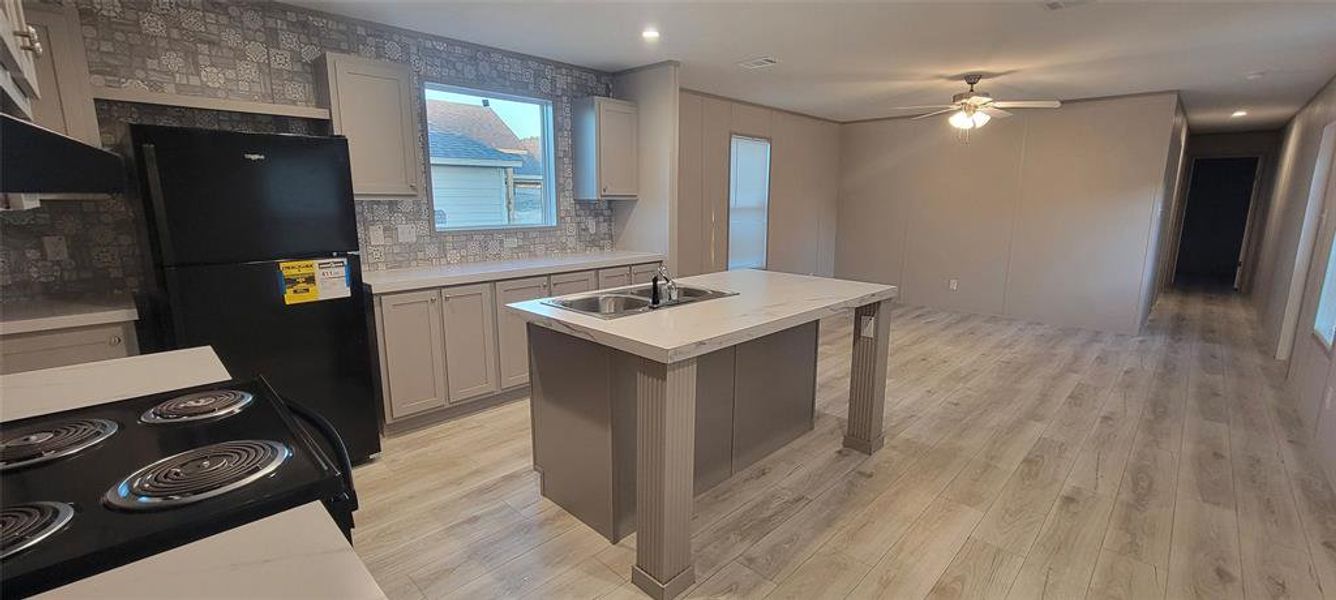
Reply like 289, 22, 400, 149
1174, 156, 1260, 288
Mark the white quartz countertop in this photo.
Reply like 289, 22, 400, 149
508, 269, 898, 363
37, 501, 387, 600
2, 349, 386, 599
0, 346, 230, 422
0, 295, 138, 336
362, 250, 664, 294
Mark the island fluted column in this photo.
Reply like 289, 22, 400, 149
631, 356, 698, 600
845, 299, 891, 454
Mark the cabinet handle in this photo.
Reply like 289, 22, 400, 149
17, 26, 42, 57
108, 335, 122, 347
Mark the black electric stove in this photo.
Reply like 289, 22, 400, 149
0, 377, 356, 598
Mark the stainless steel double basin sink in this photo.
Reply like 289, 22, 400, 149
541, 283, 736, 319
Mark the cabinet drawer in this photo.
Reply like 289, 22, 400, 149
630, 263, 660, 284
549, 270, 596, 296
597, 267, 631, 289
0, 323, 134, 375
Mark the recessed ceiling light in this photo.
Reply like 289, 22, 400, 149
1245, 71, 1265, 81
1231, 110, 1248, 118
641, 28, 660, 41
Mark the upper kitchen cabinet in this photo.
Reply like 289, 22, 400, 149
316, 52, 422, 199
25, 4, 98, 145
575, 96, 638, 200
0, 0, 41, 119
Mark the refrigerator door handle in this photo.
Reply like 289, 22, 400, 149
141, 144, 177, 266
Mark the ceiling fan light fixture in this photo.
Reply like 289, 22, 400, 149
948, 110, 976, 130
971, 111, 991, 128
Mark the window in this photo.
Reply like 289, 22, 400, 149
728, 135, 771, 270
423, 83, 555, 231
1315, 237, 1336, 348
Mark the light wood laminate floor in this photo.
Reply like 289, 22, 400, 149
351, 289, 1336, 599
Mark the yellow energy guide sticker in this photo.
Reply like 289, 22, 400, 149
280, 258, 350, 305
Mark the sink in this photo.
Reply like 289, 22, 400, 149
542, 284, 736, 319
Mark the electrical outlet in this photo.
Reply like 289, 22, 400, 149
948, 278, 959, 291
367, 225, 385, 246
504, 237, 519, 249
42, 236, 68, 261
396, 224, 417, 244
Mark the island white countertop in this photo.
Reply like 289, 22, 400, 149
0, 295, 138, 336
508, 269, 898, 363
2, 349, 386, 599
362, 250, 664, 294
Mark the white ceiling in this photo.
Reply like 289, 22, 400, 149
290, 1, 1336, 132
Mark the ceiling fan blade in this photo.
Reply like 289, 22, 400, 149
992, 100, 1061, 109
889, 104, 956, 111
980, 107, 1013, 119
909, 107, 959, 120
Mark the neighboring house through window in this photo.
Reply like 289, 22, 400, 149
424, 83, 555, 230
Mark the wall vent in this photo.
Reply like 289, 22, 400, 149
1042, 0, 1094, 10
737, 56, 779, 70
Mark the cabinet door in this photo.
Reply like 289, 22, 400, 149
550, 270, 596, 296
26, 5, 98, 144
379, 290, 448, 419
442, 283, 500, 403
0, 0, 38, 98
630, 263, 660, 284
597, 266, 631, 289
0, 323, 133, 375
496, 276, 549, 389
323, 53, 420, 197
598, 100, 638, 196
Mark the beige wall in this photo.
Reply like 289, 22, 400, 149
1144, 101, 1189, 323
677, 90, 839, 277
611, 63, 680, 264
837, 93, 1180, 334
1251, 76, 1336, 361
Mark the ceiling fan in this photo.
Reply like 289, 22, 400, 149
894, 74, 1061, 130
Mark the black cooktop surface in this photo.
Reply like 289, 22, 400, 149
0, 378, 346, 598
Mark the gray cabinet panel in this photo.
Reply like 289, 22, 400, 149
732, 322, 818, 469
442, 283, 500, 403
597, 266, 631, 289
378, 290, 448, 419
574, 97, 638, 200
630, 262, 660, 285
318, 52, 420, 198
549, 270, 596, 296
0, 323, 134, 375
496, 276, 549, 389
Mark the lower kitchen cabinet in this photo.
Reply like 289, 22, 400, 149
0, 322, 136, 375
376, 289, 448, 419
597, 266, 631, 289
495, 276, 549, 389
631, 263, 659, 284
550, 270, 596, 296
441, 283, 500, 403
373, 261, 661, 425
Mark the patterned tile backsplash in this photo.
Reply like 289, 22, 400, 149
2, 0, 615, 301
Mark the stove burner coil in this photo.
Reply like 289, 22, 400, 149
141, 390, 254, 424
104, 440, 289, 510
0, 419, 118, 471
1, 502, 74, 560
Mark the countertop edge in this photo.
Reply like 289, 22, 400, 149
364, 252, 665, 294
0, 306, 139, 336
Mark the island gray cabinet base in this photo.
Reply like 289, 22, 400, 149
526, 322, 818, 543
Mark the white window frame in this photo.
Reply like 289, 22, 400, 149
423, 82, 557, 232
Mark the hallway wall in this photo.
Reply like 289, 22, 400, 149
836, 93, 1182, 334
1252, 75, 1336, 361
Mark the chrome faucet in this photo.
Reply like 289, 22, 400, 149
649, 265, 679, 307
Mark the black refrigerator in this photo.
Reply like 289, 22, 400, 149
129, 124, 381, 463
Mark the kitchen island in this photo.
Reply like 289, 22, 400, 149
508, 269, 897, 599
